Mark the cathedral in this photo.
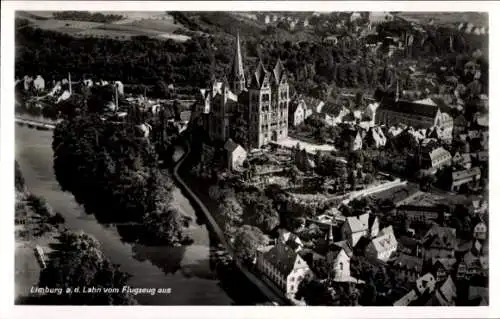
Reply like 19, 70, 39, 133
197, 33, 290, 149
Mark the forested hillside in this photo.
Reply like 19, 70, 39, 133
16, 16, 488, 99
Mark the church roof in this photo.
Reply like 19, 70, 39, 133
379, 98, 440, 118
272, 58, 286, 84
231, 32, 245, 82
251, 60, 269, 89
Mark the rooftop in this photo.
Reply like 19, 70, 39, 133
272, 137, 336, 155
379, 98, 440, 118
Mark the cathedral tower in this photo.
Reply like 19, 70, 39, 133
230, 32, 246, 95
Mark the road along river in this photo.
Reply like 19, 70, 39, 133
15, 124, 266, 305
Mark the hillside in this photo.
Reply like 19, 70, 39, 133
17, 11, 191, 42
395, 12, 488, 29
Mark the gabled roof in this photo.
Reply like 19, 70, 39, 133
432, 257, 457, 271
345, 213, 369, 233
263, 242, 302, 276
379, 98, 440, 119
272, 58, 286, 85
250, 60, 269, 89
429, 147, 451, 161
333, 240, 353, 258
393, 254, 423, 272
371, 228, 397, 253
415, 273, 436, 295
423, 225, 457, 250
434, 276, 456, 306
452, 167, 481, 182
468, 286, 488, 305
224, 139, 242, 153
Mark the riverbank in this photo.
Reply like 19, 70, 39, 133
15, 124, 260, 305
174, 143, 291, 305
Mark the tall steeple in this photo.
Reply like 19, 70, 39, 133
231, 32, 246, 94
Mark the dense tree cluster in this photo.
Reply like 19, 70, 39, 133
52, 11, 124, 23
15, 161, 26, 192
52, 105, 185, 245
232, 224, 268, 264
36, 231, 137, 305
16, 16, 488, 102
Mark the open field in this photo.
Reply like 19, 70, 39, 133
18, 11, 190, 42
395, 12, 488, 28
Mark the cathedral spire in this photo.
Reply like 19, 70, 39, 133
231, 32, 246, 94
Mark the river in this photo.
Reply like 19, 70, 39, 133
15, 125, 266, 305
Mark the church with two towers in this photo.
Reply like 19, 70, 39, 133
197, 33, 290, 149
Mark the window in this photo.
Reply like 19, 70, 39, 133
339, 262, 343, 270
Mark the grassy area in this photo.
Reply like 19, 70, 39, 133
17, 11, 190, 42
15, 190, 62, 301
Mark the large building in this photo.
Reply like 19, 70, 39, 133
375, 97, 453, 133
197, 33, 290, 149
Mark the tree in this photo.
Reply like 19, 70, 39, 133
15, 161, 26, 192
245, 195, 280, 233
230, 111, 249, 148
155, 80, 169, 98
232, 225, 268, 264
37, 230, 137, 305
218, 196, 243, 235
295, 279, 335, 305
143, 206, 185, 245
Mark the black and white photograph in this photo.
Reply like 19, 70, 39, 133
1, 1, 498, 317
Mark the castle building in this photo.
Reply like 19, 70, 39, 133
197, 33, 290, 149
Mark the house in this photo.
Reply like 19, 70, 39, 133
351, 131, 363, 151
324, 35, 339, 45
368, 11, 393, 25
452, 152, 472, 169
397, 236, 422, 257
473, 222, 487, 241
365, 226, 398, 262
289, 99, 306, 127
432, 258, 456, 282
391, 254, 424, 283
415, 273, 437, 295
394, 289, 418, 306
457, 250, 488, 280
421, 226, 457, 261
333, 240, 354, 258
395, 205, 447, 223
422, 147, 451, 170
472, 199, 488, 216
364, 126, 387, 148
427, 276, 456, 306
255, 240, 314, 298
224, 139, 247, 170
450, 167, 481, 192
394, 273, 436, 306
375, 98, 453, 132
468, 286, 488, 306
33, 75, 45, 91
278, 229, 304, 252
453, 115, 467, 136
475, 151, 488, 163
350, 11, 362, 22
341, 213, 379, 247
326, 245, 352, 282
